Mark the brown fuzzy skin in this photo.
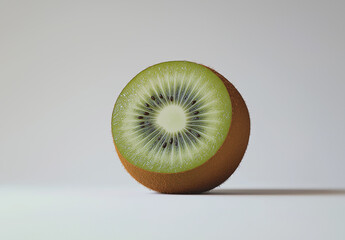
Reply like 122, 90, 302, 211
114, 67, 250, 194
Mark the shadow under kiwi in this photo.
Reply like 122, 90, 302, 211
150, 188, 345, 196
203, 188, 345, 196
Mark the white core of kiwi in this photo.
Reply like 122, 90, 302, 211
156, 105, 187, 133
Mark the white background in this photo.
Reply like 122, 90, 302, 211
1, 0, 344, 239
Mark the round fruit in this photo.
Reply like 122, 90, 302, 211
111, 61, 250, 193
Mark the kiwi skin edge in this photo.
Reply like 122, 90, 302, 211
114, 66, 250, 194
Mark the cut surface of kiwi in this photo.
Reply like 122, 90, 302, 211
112, 61, 232, 173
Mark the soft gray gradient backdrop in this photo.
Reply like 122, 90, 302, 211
1, 1, 345, 240
1, 0, 344, 188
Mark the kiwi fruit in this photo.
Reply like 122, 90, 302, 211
111, 61, 250, 194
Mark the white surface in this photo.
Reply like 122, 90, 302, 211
1, 186, 344, 240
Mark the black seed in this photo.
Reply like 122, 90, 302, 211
193, 117, 199, 120
145, 103, 150, 107
158, 136, 161, 140
162, 142, 167, 148
175, 141, 178, 146
170, 96, 173, 101
139, 122, 145, 125
194, 111, 199, 115
144, 112, 149, 115
169, 138, 173, 144
148, 108, 153, 111
195, 133, 201, 138
159, 94, 163, 99
191, 100, 196, 105
138, 116, 143, 119
188, 129, 192, 132
185, 131, 194, 142
151, 96, 155, 100
140, 126, 145, 128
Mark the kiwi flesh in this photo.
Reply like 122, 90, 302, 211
112, 61, 250, 193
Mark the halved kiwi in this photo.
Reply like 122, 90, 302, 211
112, 61, 250, 193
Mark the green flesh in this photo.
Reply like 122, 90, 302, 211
112, 61, 232, 173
